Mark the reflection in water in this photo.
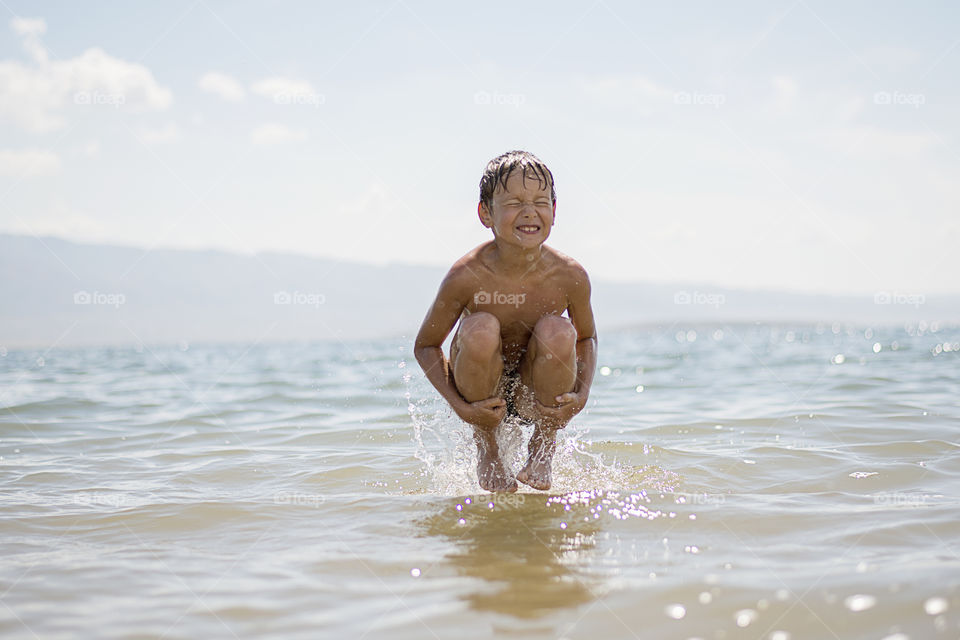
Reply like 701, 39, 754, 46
420, 494, 604, 619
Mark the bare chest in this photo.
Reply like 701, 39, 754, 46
464, 274, 568, 347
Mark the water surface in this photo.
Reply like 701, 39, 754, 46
1, 323, 958, 638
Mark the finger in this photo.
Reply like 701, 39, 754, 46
535, 401, 560, 417
477, 397, 505, 409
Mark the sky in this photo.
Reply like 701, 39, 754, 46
0, 0, 958, 296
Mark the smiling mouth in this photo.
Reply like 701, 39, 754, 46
516, 225, 540, 234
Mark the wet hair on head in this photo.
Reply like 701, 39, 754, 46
479, 150, 556, 209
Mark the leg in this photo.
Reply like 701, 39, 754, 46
450, 312, 517, 493
516, 315, 578, 490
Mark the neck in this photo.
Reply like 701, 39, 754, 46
492, 239, 543, 274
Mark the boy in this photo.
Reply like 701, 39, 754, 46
414, 150, 597, 493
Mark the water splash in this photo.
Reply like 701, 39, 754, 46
406, 382, 678, 496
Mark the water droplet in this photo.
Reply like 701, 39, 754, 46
832, 353, 845, 364
665, 604, 685, 619
873, 342, 882, 353
734, 609, 757, 627
924, 597, 948, 615
844, 594, 876, 612
698, 591, 712, 604
635, 385, 644, 392
410, 568, 421, 577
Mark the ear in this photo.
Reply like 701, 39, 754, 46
478, 201, 492, 228
551, 200, 557, 224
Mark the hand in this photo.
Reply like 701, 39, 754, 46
456, 396, 507, 432
535, 391, 585, 430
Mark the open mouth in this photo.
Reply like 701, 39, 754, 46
516, 225, 541, 235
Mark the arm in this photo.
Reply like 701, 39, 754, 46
568, 269, 598, 404
413, 269, 471, 416
413, 267, 506, 428
537, 267, 597, 425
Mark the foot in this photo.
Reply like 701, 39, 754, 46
475, 433, 518, 493
516, 427, 557, 490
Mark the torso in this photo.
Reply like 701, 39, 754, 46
457, 242, 576, 369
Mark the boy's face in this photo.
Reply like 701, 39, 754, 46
478, 169, 555, 249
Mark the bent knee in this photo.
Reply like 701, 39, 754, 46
457, 312, 501, 355
533, 315, 577, 350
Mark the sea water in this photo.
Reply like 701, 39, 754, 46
1, 323, 958, 639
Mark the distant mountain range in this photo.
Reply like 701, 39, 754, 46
1, 234, 957, 349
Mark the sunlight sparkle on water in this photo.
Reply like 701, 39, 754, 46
734, 608, 757, 627
924, 597, 948, 615
844, 594, 877, 612
664, 603, 686, 620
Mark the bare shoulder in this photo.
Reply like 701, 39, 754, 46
440, 243, 492, 294
543, 246, 591, 292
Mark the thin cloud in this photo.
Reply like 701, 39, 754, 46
0, 148, 61, 177
137, 123, 181, 144
250, 76, 322, 105
198, 71, 245, 102
250, 122, 307, 145
0, 18, 172, 132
